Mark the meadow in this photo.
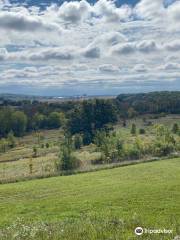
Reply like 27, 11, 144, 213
0, 104, 179, 239
0, 114, 179, 183
0, 157, 179, 239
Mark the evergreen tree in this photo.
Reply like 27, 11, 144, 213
131, 123, 136, 135
172, 123, 179, 134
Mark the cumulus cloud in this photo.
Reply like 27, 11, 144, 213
111, 40, 160, 56
0, 0, 179, 93
167, 1, 180, 25
94, 0, 132, 22
58, 0, 91, 23
136, 40, 158, 53
112, 42, 135, 55
134, 0, 165, 20
0, 11, 62, 33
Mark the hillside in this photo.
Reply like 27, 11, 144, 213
0, 158, 179, 239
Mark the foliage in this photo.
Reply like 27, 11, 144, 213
131, 123, 136, 135
139, 128, 146, 134
59, 135, 81, 171
73, 134, 83, 149
33, 146, 38, 158
67, 99, 117, 143
47, 112, 62, 129
11, 111, 28, 136
172, 123, 179, 134
153, 125, 176, 157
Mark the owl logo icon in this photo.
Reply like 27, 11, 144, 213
135, 227, 143, 236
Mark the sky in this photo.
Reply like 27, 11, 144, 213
0, 0, 180, 96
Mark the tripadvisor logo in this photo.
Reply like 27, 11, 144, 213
135, 226, 173, 236
135, 227, 143, 236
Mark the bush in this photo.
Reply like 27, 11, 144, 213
153, 141, 175, 157
124, 144, 140, 160
33, 146, 38, 158
74, 134, 83, 149
172, 123, 179, 134
0, 138, 9, 153
91, 153, 106, 165
139, 128, 146, 134
131, 123, 136, 135
46, 142, 50, 148
59, 145, 81, 171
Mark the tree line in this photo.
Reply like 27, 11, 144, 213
0, 91, 180, 139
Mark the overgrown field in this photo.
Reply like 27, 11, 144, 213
0, 114, 179, 182
0, 158, 180, 239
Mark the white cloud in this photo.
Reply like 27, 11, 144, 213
0, 0, 179, 93
58, 0, 91, 23
83, 45, 100, 58
165, 40, 180, 51
134, 0, 165, 20
94, 0, 132, 22
133, 64, 148, 73
0, 11, 62, 33
99, 64, 119, 72
167, 1, 180, 27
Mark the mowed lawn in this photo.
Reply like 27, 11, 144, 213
0, 158, 180, 231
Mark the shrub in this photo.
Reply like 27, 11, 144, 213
116, 139, 123, 157
74, 134, 83, 149
124, 144, 140, 160
139, 128, 146, 134
91, 153, 106, 164
131, 123, 136, 135
33, 146, 38, 158
172, 123, 179, 134
153, 141, 175, 157
59, 145, 81, 171
7, 132, 16, 148
0, 138, 9, 153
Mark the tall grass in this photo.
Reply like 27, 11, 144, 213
0, 213, 179, 240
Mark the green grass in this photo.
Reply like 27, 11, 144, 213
0, 158, 179, 239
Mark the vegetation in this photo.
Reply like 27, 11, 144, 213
0, 114, 179, 182
0, 158, 179, 239
0, 91, 180, 139
0, 92, 180, 239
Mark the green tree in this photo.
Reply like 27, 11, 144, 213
33, 146, 38, 158
0, 138, 9, 153
172, 123, 179, 134
116, 139, 123, 156
47, 112, 61, 129
74, 134, 83, 149
7, 131, 16, 148
32, 113, 46, 130
131, 123, 136, 135
59, 144, 80, 171
11, 111, 27, 136
127, 107, 137, 118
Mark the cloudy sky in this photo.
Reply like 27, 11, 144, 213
0, 0, 179, 96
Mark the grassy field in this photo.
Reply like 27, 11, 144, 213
0, 158, 180, 239
0, 114, 179, 183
